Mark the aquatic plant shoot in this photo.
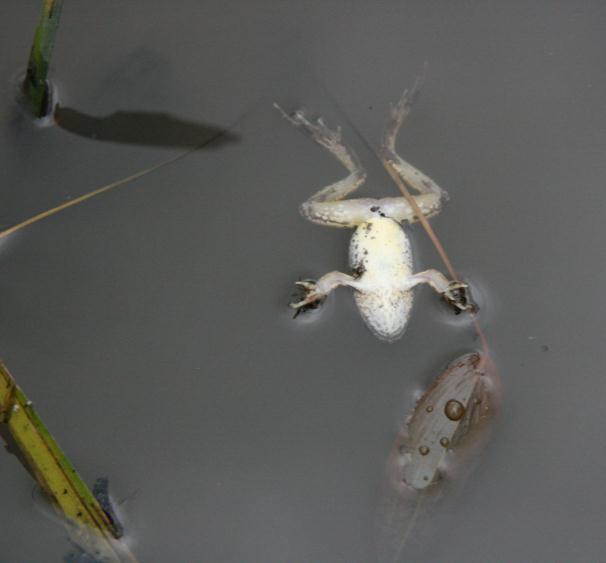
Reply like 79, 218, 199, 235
23, 0, 64, 117
0, 361, 138, 562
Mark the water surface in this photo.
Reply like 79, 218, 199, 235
1, 1, 606, 561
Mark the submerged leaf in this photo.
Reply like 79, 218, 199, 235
376, 352, 498, 562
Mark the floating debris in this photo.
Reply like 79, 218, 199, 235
376, 352, 498, 562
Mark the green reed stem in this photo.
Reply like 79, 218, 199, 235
23, 0, 64, 117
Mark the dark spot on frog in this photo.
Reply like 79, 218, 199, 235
352, 264, 366, 278
365, 223, 373, 232
370, 205, 386, 217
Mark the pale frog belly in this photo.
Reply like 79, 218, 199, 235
349, 217, 414, 341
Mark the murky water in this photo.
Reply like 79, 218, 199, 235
2, 1, 606, 561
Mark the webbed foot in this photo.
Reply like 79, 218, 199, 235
290, 279, 327, 317
441, 281, 477, 314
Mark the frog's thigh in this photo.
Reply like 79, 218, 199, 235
302, 194, 442, 227
371, 196, 442, 224
301, 198, 380, 227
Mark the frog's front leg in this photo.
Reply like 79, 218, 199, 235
290, 271, 361, 312
401, 269, 475, 313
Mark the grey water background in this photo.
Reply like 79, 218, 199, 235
1, 1, 606, 561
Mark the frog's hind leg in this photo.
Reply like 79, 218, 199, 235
380, 78, 446, 222
276, 105, 368, 227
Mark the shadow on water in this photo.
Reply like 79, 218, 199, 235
0, 424, 37, 483
54, 106, 240, 149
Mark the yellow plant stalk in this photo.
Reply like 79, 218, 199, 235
0, 361, 138, 562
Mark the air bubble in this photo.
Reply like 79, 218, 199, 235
444, 399, 465, 421
439, 437, 450, 448
418, 445, 430, 456
425, 405, 434, 413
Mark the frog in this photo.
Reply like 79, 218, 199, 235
277, 84, 473, 342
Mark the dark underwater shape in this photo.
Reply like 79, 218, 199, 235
54, 106, 240, 149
